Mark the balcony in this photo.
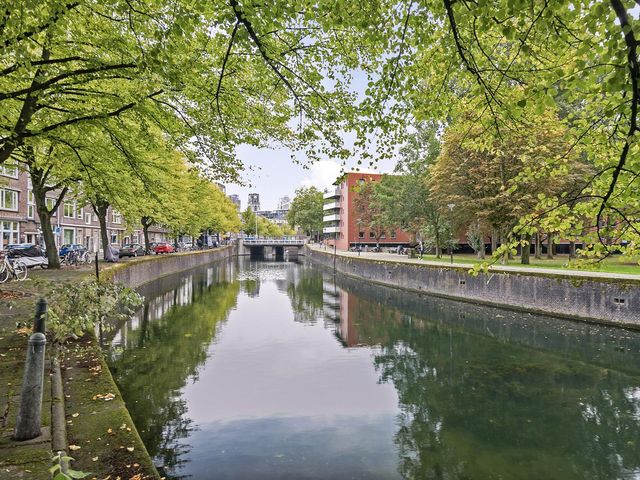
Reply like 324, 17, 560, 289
323, 226, 340, 234
323, 187, 340, 200
323, 214, 340, 222
323, 201, 340, 211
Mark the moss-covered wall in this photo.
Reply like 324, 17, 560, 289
104, 246, 235, 288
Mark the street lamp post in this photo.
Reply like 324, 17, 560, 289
447, 203, 455, 264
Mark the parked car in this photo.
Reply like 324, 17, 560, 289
59, 244, 85, 257
153, 242, 176, 254
119, 243, 146, 258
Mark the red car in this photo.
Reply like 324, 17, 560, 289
153, 242, 176, 254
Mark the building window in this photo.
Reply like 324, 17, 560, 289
369, 232, 375, 239
380, 232, 386, 239
63, 202, 75, 218
1, 221, 19, 248
358, 178, 365, 185
77, 207, 84, 219
27, 190, 35, 219
85, 213, 91, 225
391, 230, 396, 239
110, 231, 119, 244
111, 211, 122, 224
358, 231, 364, 239
0, 189, 18, 211
0, 164, 18, 178
46, 198, 57, 216
63, 228, 75, 245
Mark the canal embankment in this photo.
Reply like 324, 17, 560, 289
104, 245, 236, 288
306, 245, 640, 328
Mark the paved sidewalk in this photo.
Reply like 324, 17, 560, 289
309, 244, 640, 281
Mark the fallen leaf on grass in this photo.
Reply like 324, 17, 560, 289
126, 447, 134, 452
92, 392, 116, 401
69, 444, 81, 450
72, 413, 79, 418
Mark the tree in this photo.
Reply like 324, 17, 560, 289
287, 187, 323, 239
372, 122, 452, 257
241, 209, 258, 237
429, 107, 589, 263
375, 1, 640, 256
1, 0, 396, 176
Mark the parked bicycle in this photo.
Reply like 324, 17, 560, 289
0, 253, 28, 283
78, 250, 93, 264
60, 249, 81, 266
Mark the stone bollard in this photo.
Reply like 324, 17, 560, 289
13, 332, 46, 440
34, 298, 47, 334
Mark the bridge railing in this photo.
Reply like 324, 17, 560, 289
242, 238, 306, 245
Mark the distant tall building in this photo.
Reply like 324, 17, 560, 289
277, 195, 291, 211
216, 183, 226, 194
228, 194, 241, 210
248, 193, 260, 212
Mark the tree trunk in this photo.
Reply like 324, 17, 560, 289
569, 240, 576, 259
507, 235, 514, 260
490, 229, 497, 254
141, 216, 153, 253
521, 233, 531, 265
534, 233, 542, 259
29, 160, 66, 269
435, 232, 441, 258
546, 234, 554, 259
92, 198, 111, 260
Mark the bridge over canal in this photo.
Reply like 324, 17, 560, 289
238, 238, 306, 259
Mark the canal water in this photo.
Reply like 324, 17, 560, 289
104, 259, 640, 480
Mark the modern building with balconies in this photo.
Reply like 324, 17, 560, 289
322, 172, 411, 251
322, 185, 341, 243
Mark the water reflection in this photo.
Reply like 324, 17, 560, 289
105, 259, 640, 480
106, 263, 239, 475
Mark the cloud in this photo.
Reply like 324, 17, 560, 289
299, 160, 343, 190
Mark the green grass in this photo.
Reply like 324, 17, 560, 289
417, 253, 640, 275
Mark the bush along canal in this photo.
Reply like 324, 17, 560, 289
103, 257, 640, 480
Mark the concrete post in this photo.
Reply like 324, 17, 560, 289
34, 298, 47, 334
13, 332, 46, 440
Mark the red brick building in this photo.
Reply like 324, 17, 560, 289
0, 165, 169, 251
323, 172, 412, 251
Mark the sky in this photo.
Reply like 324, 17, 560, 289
223, 144, 397, 211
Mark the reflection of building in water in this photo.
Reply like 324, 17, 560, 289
320, 275, 362, 346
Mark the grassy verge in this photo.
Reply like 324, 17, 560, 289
61, 334, 158, 479
417, 253, 640, 275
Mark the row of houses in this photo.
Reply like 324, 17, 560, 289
0, 166, 170, 251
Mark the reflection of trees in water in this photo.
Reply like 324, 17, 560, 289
240, 278, 260, 297
286, 265, 325, 325
106, 270, 240, 478
351, 293, 640, 480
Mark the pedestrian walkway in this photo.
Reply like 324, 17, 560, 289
308, 244, 640, 281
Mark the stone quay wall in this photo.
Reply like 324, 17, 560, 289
306, 247, 640, 329
104, 246, 235, 288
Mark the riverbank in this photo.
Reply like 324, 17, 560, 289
306, 245, 640, 328
0, 246, 235, 479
